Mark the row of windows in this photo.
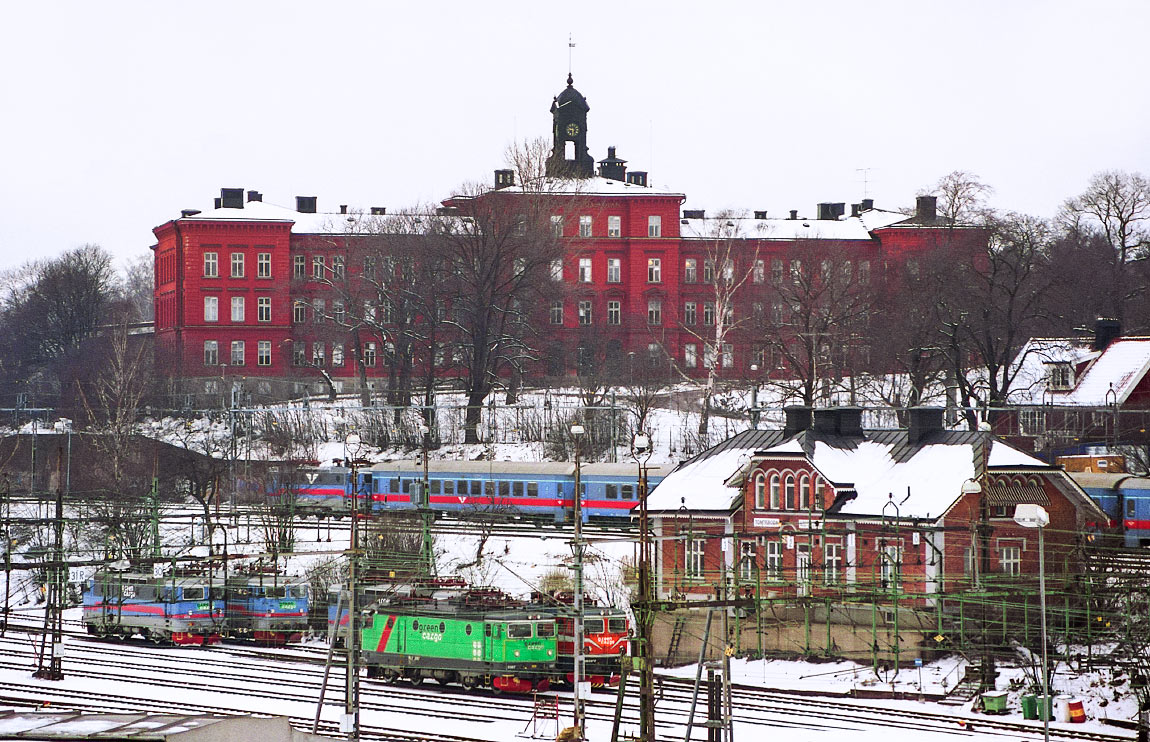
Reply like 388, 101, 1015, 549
203, 340, 272, 367
202, 339, 365, 368
203, 296, 272, 323
557, 256, 663, 283
293, 255, 347, 281
552, 214, 661, 238
753, 472, 818, 511
203, 251, 273, 279
686, 539, 846, 584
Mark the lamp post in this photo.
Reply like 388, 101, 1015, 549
418, 423, 434, 577
342, 432, 363, 741
630, 431, 654, 742
749, 364, 760, 429
1014, 503, 1050, 742
570, 423, 586, 736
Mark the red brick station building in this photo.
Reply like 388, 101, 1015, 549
152, 77, 982, 401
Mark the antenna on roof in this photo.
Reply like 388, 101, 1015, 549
568, 33, 575, 77
856, 167, 873, 198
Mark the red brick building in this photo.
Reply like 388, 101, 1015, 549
151, 76, 986, 400
649, 407, 1106, 606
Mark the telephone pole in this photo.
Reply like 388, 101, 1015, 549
35, 418, 70, 680
632, 432, 655, 742
570, 423, 586, 735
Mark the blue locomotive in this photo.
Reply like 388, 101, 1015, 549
83, 571, 225, 645
1070, 472, 1150, 547
225, 573, 310, 645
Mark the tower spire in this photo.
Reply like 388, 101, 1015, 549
568, 33, 575, 78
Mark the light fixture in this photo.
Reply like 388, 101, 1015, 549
570, 424, 585, 435
961, 479, 982, 495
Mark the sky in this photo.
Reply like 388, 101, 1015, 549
2, 0, 1148, 275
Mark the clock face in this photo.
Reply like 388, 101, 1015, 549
565, 122, 580, 137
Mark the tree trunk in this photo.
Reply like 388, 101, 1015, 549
464, 390, 486, 444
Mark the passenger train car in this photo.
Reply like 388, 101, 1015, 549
83, 572, 225, 645
1070, 472, 1150, 547
269, 460, 668, 523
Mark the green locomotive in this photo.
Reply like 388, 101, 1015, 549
361, 607, 557, 693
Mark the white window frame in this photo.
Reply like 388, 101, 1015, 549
684, 343, 697, 369
204, 296, 218, 323
647, 215, 661, 237
607, 300, 621, 326
684, 258, 697, 283
363, 342, 377, 367
230, 340, 245, 366
203, 340, 218, 366
203, 252, 219, 278
765, 540, 783, 581
739, 541, 756, 581
312, 255, 325, 279
578, 258, 592, 283
607, 258, 621, 283
578, 300, 592, 325
579, 215, 592, 238
686, 538, 706, 579
825, 542, 842, 584
550, 300, 563, 325
257, 252, 271, 278
230, 252, 244, 278
647, 298, 662, 325
332, 343, 344, 367
753, 474, 765, 509
551, 215, 564, 237
257, 296, 270, 323
647, 258, 661, 283
607, 215, 622, 237
257, 340, 271, 366
293, 255, 305, 279
230, 296, 244, 322
551, 258, 564, 281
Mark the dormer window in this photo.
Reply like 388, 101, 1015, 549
1047, 362, 1073, 390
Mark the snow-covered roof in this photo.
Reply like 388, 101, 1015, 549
648, 426, 1058, 519
486, 175, 685, 199
172, 200, 383, 234
1008, 336, 1150, 405
679, 208, 909, 242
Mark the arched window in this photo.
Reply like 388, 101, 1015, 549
799, 475, 811, 510
785, 475, 796, 510
754, 475, 766, 509
769, 474, 781, 510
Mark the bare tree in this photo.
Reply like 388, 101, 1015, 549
121, 255, 155, 323
924, 170, 995, 224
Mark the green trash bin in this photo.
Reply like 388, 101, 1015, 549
1021, 694, 1038, 720
982, 691, 1008, 715
1037, 695, 1054, 720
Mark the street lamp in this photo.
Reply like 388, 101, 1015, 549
630, 431, 655, 742
749, 364, 760, 429
1014, 503, 1050, 742
343, 432, 363, 741
569, 423, 586, 736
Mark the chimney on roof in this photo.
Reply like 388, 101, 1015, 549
494, 169, 515, 189
339, 205, 348, 215
597, 146, 628, 182
246, 190, 262, 203
783, 406, 812, 437
1093, 317, 1122, 351
789, 209, 798, 220
916, 195, 938, 221
214, 198, 222, 209
220, 188, 244, 209
850, 203, 861, 218
861, 198, 874, 211
370, 207, 387, 216
296, 196, 317, 214
626, 171, 648, 187
813, 409, 838, 434
180, 209, 201, 218
907, 406, 945, 446
836, 407, 864, 437
754, 210, 767, 220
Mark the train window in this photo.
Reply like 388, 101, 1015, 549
513, 481, 524, 496
459, 480, 470, 495
579, 482, 586, 497
508, 622, 533, 638
466, 624, 473, 636
211, 587, 225, 600
402, 480, 414, 494
389, 479, 399, 493
608, 618, 627, 633
430, 480, 442, 495
606, 484, 618, 500
536, 622, 555, 637
362, 473, 373, 487
499, 481, 510, 497
485, 481, 495, 497
183, 587, 205, 601
622, 484, 634, 500
412, 619, 419, 630
471, 481, 483, 496
528, 482, 539, 497
443, 480, 455, 495
1128, 499, 1137, 518
585, 619, 605, 633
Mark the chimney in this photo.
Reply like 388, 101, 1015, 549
214, 198, 222, 209
850, 203, 861, 218
370, 207, 387, 216
817, 203, 833, 220
789, 209, 798, 220
494, 169, 515, 189
339, 205, 348, 215
1093, 317, 1122, 351
682, 209, 705, 220
813, 409, 838, 434
597, 146, 628, 181
296, 196, 317, 214
916, 195, 937, 221
220, 188, 244, 209
907, 406, 945, 445
861, 198, 874, 211
836, 407, 864, 437
782, 406, 812, 437
626, 171, 648, 187
246, 190, 262, 203
754, 210, 767, 220
180, 209, 201, 218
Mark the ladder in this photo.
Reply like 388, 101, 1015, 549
666, 615, 688, 665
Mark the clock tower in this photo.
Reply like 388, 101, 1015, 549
546, 74, 595, 178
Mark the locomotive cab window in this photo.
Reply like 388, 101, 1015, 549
211, 586, 225, 600
536, 622, 555, 637
508, 622, 533, 638
585, 619, 605, 633
608, 618, 627, 633
183, 587, 205, 600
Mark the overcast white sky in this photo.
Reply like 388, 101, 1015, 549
2, 1, 1148, 274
